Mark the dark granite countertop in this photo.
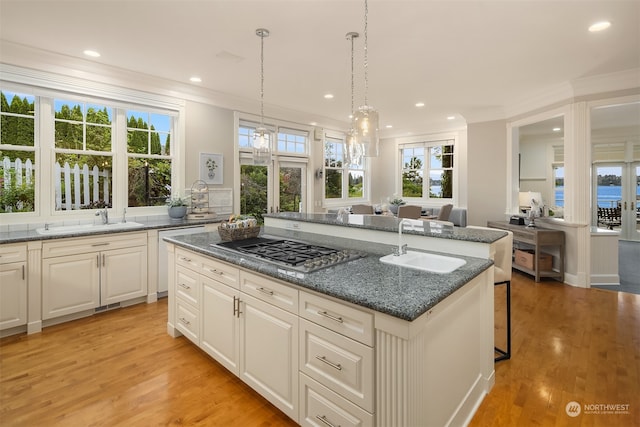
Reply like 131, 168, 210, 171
0, 216, 224, 244
264, 212, 507, 244
164, 231, 493, 322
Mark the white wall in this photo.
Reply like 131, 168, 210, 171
466, 120, 508, 226
183, 101, 235, 193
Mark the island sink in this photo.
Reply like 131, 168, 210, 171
380, 250, 467, 273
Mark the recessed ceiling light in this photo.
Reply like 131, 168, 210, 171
83, 49, 100, 58
415, 102, 425, 107
190, 76, 202, 83
385, 125, 393, 129
310, 122, 318, 126
553, 127, 562, 132
589, 21, 611, 32
324, 94, 334, 99
447, 116, 456, 120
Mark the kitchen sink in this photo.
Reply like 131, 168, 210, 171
379, 250, 467, 274
35, 221, 145, 235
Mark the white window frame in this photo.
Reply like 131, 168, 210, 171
396, 133, 457, 206
1, 66, 185, 225
322, 129, 369, 208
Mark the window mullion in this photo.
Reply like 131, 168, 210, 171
39, 96, 54, 217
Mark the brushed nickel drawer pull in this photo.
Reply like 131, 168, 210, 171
206, 267, 223, 275
257, 287, 274, 296
178, 283, 191, 290
180, 256, 192, 262
315, 355, 342, 371
315, 415, 339, 427
317, 310, 343, 323
178, 317, 190, 326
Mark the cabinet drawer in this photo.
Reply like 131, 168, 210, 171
300, 291, 373, 346
300, 374, 373, 427
0, 244, 27, 264
241, 271, 298, 314
176, 265, 200, 307
176, 301, 199, 345
300, 319, 374, 413
176, 248, 203, 271
42, 232, 147, 258
202, 257, 239, 289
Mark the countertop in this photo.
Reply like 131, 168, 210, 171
0, 216, 224, 244
164, 230, 494, 322
264, 212, 507, 244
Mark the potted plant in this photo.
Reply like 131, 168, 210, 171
387, 196, 406, 215
167, 196, 188, 219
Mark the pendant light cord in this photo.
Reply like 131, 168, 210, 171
363, 0, 369, 106
260, 30, 265, 127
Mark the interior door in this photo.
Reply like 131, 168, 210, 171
625, 162, 640, 241
594, 163, 639, 241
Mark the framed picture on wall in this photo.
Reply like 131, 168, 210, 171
199, 152, 223, 184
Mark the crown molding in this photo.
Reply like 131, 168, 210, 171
571, 68, 640, 97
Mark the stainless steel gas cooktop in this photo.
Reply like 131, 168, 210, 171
214, 236, 365, 273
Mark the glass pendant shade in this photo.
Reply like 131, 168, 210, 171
344, 129, 363, 167
353, 105, 379, 157
253, 126, 270, 165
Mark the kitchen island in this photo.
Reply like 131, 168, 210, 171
164, 215, 502, 426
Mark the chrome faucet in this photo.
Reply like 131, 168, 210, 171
95, 208, 109, 225
394, 218, 410, 256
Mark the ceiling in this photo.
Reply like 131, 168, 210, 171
1, 0, 639, 138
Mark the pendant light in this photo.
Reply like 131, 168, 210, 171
344, 31, 363, 167
253, 28, 270, 165
352, 0, 380, 157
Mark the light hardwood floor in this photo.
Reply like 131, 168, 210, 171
1, 272, 638, 426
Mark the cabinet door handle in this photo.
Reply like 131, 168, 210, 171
315, 355, 342, 371
22, 264, 25, 280
317, 310, 344, 323
233, 296, 242, 317
102, 254, 105, 267
178, 317, 190, 326
315, 415, 339, 427
91, 242, 109, 247
257, 287, 274, 296
96, 254, 100, 268
178, 283, 191, 290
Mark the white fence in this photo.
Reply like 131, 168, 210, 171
2, 157, 111, 210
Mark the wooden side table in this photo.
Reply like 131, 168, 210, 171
487, 221, 565, 282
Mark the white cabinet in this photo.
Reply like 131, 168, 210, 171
239, 291, 298, 421
299, 290, 374, 425
0, 244, 28, 331
41, 233, 147, 320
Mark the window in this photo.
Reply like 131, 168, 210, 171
1, 80, 180, 219
54, 99, 113, 210
237, 118, 309, 219
126, 110, 173, 207
324, 134, 366, 201
0, 90, 36, 213
400, 140, 454, 200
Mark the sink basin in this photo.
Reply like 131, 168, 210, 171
380, 250, 467, 274
35, 221, 144, 235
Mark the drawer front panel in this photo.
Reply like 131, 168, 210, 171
42, 232, 147, 258
176, 301, 199, 345
300, 319, 373, 412
0, 244, 27, 264
175, 248, 203, 271
300, 374, 373, 427
202, 257, 240, 289
300, 291, 373, 346
241, 271, 298, 314
175, 266, 200, 307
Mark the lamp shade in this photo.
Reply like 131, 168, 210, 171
253, 126, 270, 165
353, 105, 379, 157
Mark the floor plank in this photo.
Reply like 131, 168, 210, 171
1, 272, 638, 426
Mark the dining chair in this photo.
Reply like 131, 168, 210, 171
397, 205, 422, 219
437, 204, 453, 221
467, 225, 513, 362
351, 204, 374, 214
